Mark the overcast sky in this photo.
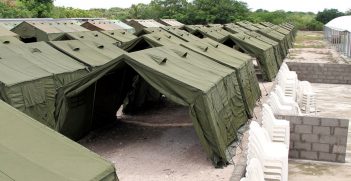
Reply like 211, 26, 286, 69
54, 0, 350, 13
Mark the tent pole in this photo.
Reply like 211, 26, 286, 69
90, 82, 98, 127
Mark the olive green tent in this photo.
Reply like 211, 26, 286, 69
0, 42, 88, 128
269, 25, 294, 48
122, 31, 261, 117
0, 100, 118, 181
244, 31, 283, 67
12, 21, 89, 42
182, 26, 278, 81
229, 33, 279, 81
256, 27, 290, 57
49, 40, 127, 68
55, 46, 248, 166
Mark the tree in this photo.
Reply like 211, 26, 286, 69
19, 0, 54, 17
315, 8, 344, 24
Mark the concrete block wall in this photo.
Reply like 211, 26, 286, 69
286, 62, 351, 84
277, 115, 349, 162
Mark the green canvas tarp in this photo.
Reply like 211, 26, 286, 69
55, 46, 248, 166
0, 21, 20, 30
0, 42, 87, 128
179, 39, 261, 116
229, 33, 279, 81
137, 31, 261, 116
0, 36, 24, 45
0, 25, 18, 37
12, 21, 89, 41
0, 100, 118, 181
49, 40, 127, 68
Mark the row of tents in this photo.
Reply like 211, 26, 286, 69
0, 19, 296, 180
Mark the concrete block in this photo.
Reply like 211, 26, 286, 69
319, 153, 337, 162
336, 154, 346, 163
300, 151, 318, 160
312, 143, 330, 152
339, 119, 349, 128
334, 128, 348, 136
301, 134, 318, 142
290, 133, 300, 141
320, 135, 337, 144
289, 150, 299, 158
294, 142, 311, 151
313, 126, 330, 135
295, 125, 312, 134
303, 117, 320, 126
332, 145, 347, 154
321, 118, 338, 127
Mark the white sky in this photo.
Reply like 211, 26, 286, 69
54, 0, 350, 13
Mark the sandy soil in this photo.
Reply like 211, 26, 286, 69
289, 160, 351, 181
78, 80, 273, 181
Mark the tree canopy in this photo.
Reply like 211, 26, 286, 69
0, 0, 347, 31
315, 8, 345, 24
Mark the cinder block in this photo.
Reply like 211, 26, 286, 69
290, 133, 300, 141
294, 142, 311, 151
332, 145, 347, 154
319, 153, 337, 162
303, 117, 320, 125
313, 126, 330, 135
334, 128, 348, 136
336, 154, 346, 163
289, 150, 299, 158
301, 134, 318, 142
300, 151, 318, 160
339, 119, 349, 128
312, 143, 330, 152
321, 118, 339, 127
320, 135, 337, 144
295, 125, 312, 134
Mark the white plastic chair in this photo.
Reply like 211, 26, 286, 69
297, 81, 317, 114
267, 92, 301, 115
274, 85, 296, 105
241, 158, 266, 181
248, 121, 288, 181
262, 104, 290, 148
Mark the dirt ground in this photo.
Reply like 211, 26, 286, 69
286, 31, 347, 64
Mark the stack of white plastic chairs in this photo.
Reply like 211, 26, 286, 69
244, 121, 289, 181
276, 62, 316, 114
267, 89, 302, 116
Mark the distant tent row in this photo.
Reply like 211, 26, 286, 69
0, 100, 118, 181
0, 19, 296, 168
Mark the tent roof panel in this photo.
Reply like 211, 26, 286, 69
0, 100, 117, 181
50, 40, 126, 67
